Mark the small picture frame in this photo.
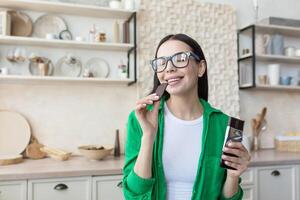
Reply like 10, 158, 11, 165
0, 10, 11, 36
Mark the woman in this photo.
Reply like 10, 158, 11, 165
122, 33, 251, 200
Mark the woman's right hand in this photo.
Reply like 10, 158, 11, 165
135, 93, 160, 140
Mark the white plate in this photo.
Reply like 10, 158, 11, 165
85, 57, 110, 78
55, 56, 82, 77
0, 111, 31, 155
32, 14, 67, 38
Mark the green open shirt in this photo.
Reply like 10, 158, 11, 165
122, 96, 243, 200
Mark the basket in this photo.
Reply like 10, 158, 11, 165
275, 135, 300, 152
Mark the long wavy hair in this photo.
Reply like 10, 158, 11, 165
150, 33, 208, 101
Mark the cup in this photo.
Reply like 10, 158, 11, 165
284, 47, 296, 57
280, 76, 293, 85
109, 0, 121, 9
0, 67, 8, 75
123, 0, 135, 10
75, 36, 84, 42
46, 33, 57, 40
258, 75, 268, 85
295, 49, 300, 57
268, 64, 280, 85
242, 48, 250, 56
38, 63, 49, 76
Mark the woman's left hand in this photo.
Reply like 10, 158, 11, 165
222, 142, 251, 177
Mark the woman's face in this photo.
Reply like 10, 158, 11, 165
156, 40, 205, 96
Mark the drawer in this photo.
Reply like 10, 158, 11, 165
241, 168, 254, 185
92, 175, 124, 200
257, 166, 297, 200
0, 180, 27, 200
28, 176, 91, 200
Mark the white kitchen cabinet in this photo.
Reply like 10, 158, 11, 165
241, 165, 299, 200
242, 185, 255, 200
241, 168, 255, 200
92, 175, 124, 200
28, 176, 91, 200
257, 165, 298, 200
0, 180, 27, 200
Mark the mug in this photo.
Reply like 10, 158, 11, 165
295, 49, 300, 57
109, 0, 121, 9
38, 63, 49, 76
46, 33, 57, 40
268, 64, 280, 85
258, 75, 268, 85
0, 67, 8, 75
123, 0, 134, 10
280, 76, 293, 85
284, 47, 296, 57
75, 36, 84, 42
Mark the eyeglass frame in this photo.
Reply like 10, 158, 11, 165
150, 51, 201, 73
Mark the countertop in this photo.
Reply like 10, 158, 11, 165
249, 149, 300, 167
1, 150, 300, 181
0, 155, 123, 181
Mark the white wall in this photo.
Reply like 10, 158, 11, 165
199, 0, 300, 148
198, 0, 300, 28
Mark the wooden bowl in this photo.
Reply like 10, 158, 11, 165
78, 145, 113, 160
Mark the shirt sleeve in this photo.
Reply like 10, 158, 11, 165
122, 111, 155, 199
219, 177, 244, 200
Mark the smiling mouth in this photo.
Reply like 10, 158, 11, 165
166, 77, 183, 85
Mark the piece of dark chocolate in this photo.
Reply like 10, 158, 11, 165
155, 83, 168, 101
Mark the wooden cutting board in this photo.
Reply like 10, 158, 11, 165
0, 110, 31, 155
0, 154, 23, 166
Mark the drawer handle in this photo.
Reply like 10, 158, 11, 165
117, 181, 123, 188
54, 183, 68, 191
271, 170, 280, 176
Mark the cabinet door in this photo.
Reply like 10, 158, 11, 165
241, 168, 254, 185
28, 176, 91, 200
92, 175, 123, 200
257, 166, 297, 200
0, 180, 27, 200
241, 185, 254, 200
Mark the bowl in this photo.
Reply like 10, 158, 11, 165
78, 145, 113, 160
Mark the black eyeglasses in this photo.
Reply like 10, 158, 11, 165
150, 51, 201, 73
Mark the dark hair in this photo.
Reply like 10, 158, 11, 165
150, 33, 208, 101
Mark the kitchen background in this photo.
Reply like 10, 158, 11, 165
1, 0, 300, 151
1, 0, 300, 199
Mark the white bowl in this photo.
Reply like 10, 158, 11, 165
78, 145, 113, 160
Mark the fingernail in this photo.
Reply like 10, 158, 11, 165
154, 96, 159, 99
222, 155, 226, 159
228, 142, 233, 147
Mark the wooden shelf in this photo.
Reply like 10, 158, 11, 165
256, 54, 300, 64
0, 36, 134, 51
0, 0, 136, 19
255, 85, 300, 91
255, 24, 300, 37
0, 75, 133, 85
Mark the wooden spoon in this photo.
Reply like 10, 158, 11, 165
25, 136, 46, 159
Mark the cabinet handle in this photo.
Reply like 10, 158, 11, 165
54, 183, 68, 190
117, 181, 123, 188
271, 170, 280, 176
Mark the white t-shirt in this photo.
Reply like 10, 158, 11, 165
162, 103, 203, 200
